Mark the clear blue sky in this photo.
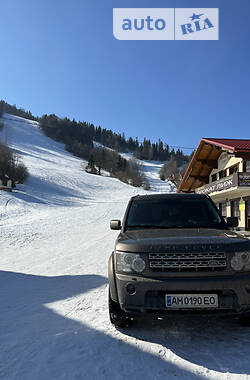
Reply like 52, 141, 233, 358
0, 0, 249, 152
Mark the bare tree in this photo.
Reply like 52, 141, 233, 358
160, 159, 189, 188
0, 143, 29, 183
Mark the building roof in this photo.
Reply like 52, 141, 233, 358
177, 138, 250, 193
202, 138, 250, 152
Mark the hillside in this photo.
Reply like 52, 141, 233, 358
0, 100, 191, 170
0, 115, 249, 380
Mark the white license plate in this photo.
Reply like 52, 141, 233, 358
166, 294, 218, 309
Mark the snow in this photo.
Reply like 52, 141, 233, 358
93, 140, 174, 192
0, 114, 250, 380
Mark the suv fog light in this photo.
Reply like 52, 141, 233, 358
231, 255, 244, 271
231, 251, 250, 272
131, 257, 146, 273
126, 283, 136, 295
241, 252, 250, 263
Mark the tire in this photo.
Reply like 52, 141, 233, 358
238, 315, 250, 327
109, 291, 133, 328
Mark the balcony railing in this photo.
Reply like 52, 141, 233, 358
195, 172, 250, 195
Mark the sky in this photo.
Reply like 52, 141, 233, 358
0, 0, 249, 153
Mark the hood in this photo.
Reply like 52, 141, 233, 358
116, 228, 250, 253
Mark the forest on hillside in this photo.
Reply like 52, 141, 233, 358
0, 100, 192, 188
0, 100, 190, 161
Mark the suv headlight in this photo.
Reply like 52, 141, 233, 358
231, 252, 250, 272
116, 251, 146, 273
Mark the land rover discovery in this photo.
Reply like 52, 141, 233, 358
108, 193, 250, 327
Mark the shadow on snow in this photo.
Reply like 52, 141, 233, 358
124, 314, 250, 376
0, 270, 213, 380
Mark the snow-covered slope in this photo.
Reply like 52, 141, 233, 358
1, 114, 250, 380
93, 140, 174, 192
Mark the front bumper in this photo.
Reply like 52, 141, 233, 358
116, 273, 250, 317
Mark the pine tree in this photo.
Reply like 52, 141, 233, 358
85, 154, 97, 174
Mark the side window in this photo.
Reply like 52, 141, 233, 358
219, 170, 227, 179
229, 164, 239, 175
203, 201, 222, 223
245, 161, 250, 172
211, 173, 217, 182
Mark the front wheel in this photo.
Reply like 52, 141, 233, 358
109, 292, 133, 328
238, 314, 250, 327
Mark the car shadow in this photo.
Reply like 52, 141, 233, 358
123, 314, 250, 376
0, 271, 206, 380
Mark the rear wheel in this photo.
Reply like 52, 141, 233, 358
109, 292, 133, 328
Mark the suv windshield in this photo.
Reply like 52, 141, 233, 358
126, 198, 226, 229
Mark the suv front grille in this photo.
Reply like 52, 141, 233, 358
149, 252, 227, 272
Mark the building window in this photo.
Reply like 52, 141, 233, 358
244, 161, 250, 172
231, 199, 240, 219
222, 202, 227, 218
219, 169, 227, 179
219, 202, 227, 218
211, 173, 217, 182
229, 164, 239, 175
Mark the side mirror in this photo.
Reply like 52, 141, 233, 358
110, 220, 121, 230
226, 217, 238, 228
